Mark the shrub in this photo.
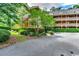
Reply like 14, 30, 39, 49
38, 32, 46, 36
20, 30, 29, 36
20, 30, 36, 36
53, 28, 79, 32
20, 28, 45, 36
47, 31, 54, 35
20, 27, 54, 36
0, 29, 10, 43
0, 26, 11, 30
20, 28, 35, 36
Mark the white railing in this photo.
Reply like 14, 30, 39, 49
55, 17, 79, 21
56, 23, 79, 27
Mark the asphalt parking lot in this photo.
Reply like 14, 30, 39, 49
0, 33, 79, 56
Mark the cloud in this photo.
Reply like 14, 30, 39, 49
28, 3, 63, 11
27, 3, 78, 11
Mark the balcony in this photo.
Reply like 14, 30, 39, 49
55, 17, 79, 21
56, 23, 79, 27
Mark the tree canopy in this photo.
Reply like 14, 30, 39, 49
0, 3, 29, 29
73, 5, 79, 8
29, 7, 55, 28
0, 3, 55, 31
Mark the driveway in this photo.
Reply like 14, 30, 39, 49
0, 33, 79, 56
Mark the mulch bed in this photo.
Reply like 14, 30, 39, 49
0, 36, 17, 49
0, 43, 11, 49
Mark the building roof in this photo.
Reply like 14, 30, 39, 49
49, 8, 79, 16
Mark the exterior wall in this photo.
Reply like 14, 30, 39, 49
54, 14, 79, 28
50, 8, 79, 28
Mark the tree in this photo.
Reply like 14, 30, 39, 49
29, 7, 55, 34
0, 3, 29, 30
73, 5, 79, 8
50, 7, 57, 11
50, 7, 61, 12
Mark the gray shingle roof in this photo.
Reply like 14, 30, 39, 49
49, 8, 79, 16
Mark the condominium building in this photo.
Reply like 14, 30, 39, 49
49, 8, 79, 28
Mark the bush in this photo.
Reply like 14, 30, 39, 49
0, 29, 10, 43
20, 28, 36, 36
20, 28, 45, 36
52, 28, 79, 32
0, 26, 11, 30
20, 27, 54, 37
47, 31, 54, 35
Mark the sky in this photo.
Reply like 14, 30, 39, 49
28, 3, 77, 11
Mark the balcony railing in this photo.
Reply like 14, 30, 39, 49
55, 17, 79, 21
56, 23, 79, 27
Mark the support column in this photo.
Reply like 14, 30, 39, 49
61, 15, 62, 29
76, 14, 78, 29
66, 15, 68, 29
67, 15, 69, 29
65, 16, 67, 28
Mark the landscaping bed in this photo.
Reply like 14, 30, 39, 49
0, 30, 27, 48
